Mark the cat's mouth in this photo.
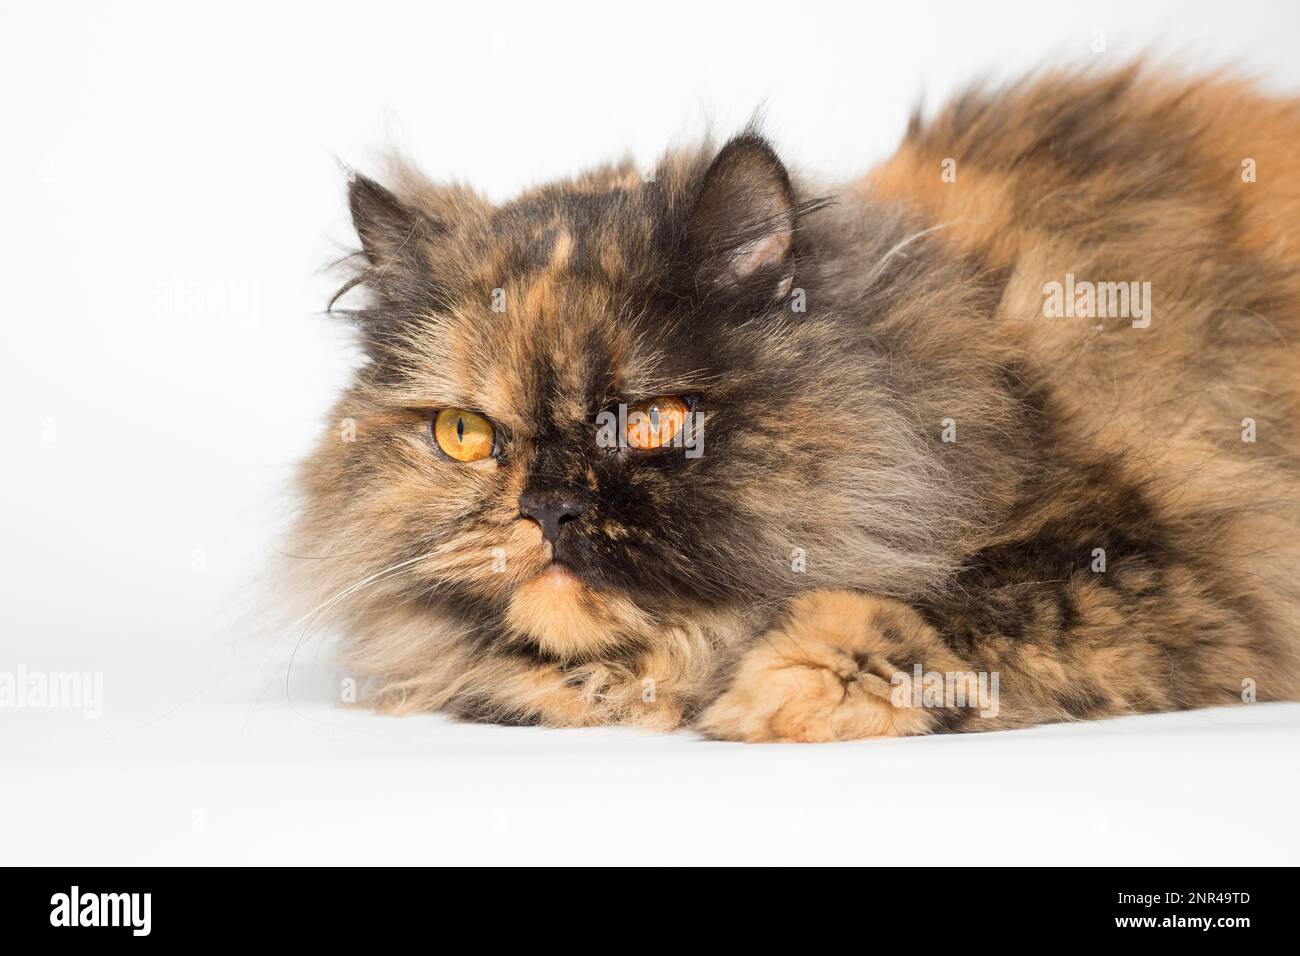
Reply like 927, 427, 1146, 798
540, 559, 581, 583
504, 553, 650, 658
537, 540, 595, 586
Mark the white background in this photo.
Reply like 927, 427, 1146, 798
3, 0, 1298, 865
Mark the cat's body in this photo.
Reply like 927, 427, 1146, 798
295, 64, 1300, 741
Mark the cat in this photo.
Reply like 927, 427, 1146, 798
292, 63, 1300, 742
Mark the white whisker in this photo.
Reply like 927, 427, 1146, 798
242, 551, 439, 734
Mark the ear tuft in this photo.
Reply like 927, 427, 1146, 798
686, 134, 798, 303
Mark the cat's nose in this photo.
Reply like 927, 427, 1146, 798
519, 488, 592, 544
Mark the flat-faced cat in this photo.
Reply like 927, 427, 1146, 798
294, 64, 1300, 741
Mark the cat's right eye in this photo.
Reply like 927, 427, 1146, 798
433, 408, 497, 462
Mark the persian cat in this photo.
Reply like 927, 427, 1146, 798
293, 64, 1300, 741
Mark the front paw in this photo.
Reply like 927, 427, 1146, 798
695, 591, 963, 743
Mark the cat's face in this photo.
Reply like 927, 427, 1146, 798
300, 136, 949, 659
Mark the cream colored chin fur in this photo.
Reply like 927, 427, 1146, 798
504, 566, 654, 659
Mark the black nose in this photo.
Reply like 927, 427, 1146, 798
519, 488, 592, 544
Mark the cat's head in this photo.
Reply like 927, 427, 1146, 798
298, 134, 976, 660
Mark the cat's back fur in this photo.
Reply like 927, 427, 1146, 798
855, 65, 1300, 718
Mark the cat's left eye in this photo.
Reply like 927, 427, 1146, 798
433, 408, 496, 462
625, 396, 690, 450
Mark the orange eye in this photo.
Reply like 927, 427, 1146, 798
625, 396, 690, 451
433, 408, 496, 462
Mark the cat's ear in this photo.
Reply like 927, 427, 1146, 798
348, 173, 441, 272
342, 170, 489, 313
685, 134, 798, 304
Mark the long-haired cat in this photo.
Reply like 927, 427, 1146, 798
293, 63, 1300, 741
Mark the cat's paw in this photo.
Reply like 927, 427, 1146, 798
695, 591, 960, 743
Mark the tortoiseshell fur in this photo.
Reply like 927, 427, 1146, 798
293, 64, 1300, 741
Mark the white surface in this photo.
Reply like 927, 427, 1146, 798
6, 641, 1300, 865
3, 0, 1300, 865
